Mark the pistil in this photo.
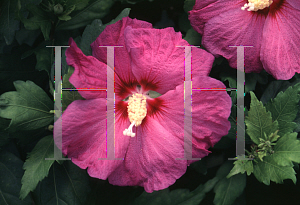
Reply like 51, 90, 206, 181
123, 93, 147, 137
241, 0, 273, 11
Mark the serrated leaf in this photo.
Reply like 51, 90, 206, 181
0, 0, 20, 45
56, 0, 115, 30
0, 151, 31, 204
213, 173, 246, 205
33, 161, 91, 205
80, 8, 131, 56
62, 67, 85, 112
0, 80, 54, 132
266, 82, 300, 136
271, 132, 300, 166
227, 160, 253, 178
253, 155, 296, 185
18, 4, 51, 41
20, 135, 55, 199
245, 92, 279, 144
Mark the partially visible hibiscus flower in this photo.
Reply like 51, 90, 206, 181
54, 17, 231, 193
189, 0, 300, 80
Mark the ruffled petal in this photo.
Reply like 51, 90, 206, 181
189, 76, 231, 164
91, 17, 152, 100
202, 7, 265, 73
66, 38, 107, 99
108, 76, 231, 192
108, 111, 187, 193
54, 98, 130, 179
260, 2, 300, 80
189, 0, 243, 35
124, 26, 214, 94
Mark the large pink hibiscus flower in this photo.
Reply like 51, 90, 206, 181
189, 0, 300, 80
54, 17, 231, 192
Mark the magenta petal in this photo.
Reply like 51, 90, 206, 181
190, 76, 231, 162
54, 98, 130, 179
66, 38, 107, 99
91, 17, 152, 99
202, 8, 265, 73
286, 0, 300, 10
189, 0, 244, 35
108, 114, 187, 193
260, 4, 300, 80
124, 26, 213, 94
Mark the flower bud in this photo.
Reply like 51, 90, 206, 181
54, 4, 63, 15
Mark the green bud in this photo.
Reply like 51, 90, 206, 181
54, 4, 64, 15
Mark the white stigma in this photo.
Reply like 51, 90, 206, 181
123, 93, 147, 137
241, 0, 273, 11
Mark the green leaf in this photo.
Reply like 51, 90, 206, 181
33, 161, 91, 205
245, 92, 279, 145
266, 82, 300, 136
80, 8, 131, 56
34, 47, 52, 74
253, 155, 296, 185
62, 67, 85, 112
0, 151, 31, 204
0, 0, 20, 45
132, 185, 206, 205
214, 173, 246, 205
227, 160, 253, 178
189, 159, 207, 175
0, 80, 54, 132
58, 15, 72, 21
19, 135, 55, 200
65, 0, 90, 11
18, 4, 51, 41
216, 161, 234, 179
271, 132, 300, 167
183, 0, 195, 13
183, 28, 201, 46
15, 27, 41, 46
56, 0, 115, 30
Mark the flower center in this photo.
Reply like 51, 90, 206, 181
123, 93, 147, 137
241, 0, 273, 11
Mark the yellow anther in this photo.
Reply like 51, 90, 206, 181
241, 0, 273, 11
123, 93, 147, 137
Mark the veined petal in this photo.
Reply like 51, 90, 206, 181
108, 76, 231, 192
189, 0, 244, 35
91, 17, 152, 100
260, 2, 300, 80
124, 26, 187, 94
66, 38, 107, 99
189, 76, 231, 163
54, 98, 130, 179
124, 26, 214, 94
108, 114, 187, 193
202, 7, 265, 73
286, 0, 300, 10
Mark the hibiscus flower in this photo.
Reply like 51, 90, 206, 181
54, 17, 231, 192
189, 0, 300, 80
